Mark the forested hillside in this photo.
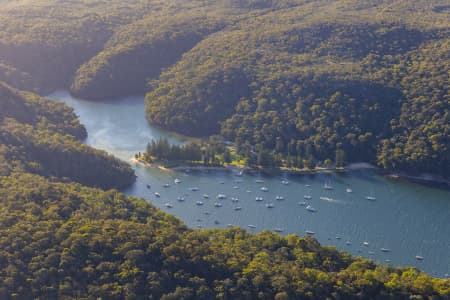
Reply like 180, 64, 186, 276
0, 82, 135, 189
0, 0, 448, 176
0, 172, 449, 299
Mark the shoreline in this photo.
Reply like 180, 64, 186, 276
132, 157, 449, 187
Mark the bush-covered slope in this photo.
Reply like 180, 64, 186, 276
0, 82, 135, 188
0, 172, 449, 300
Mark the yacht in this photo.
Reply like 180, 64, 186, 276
366, 196, 376, 201
306, 205, 316, 212
214, 202, 223, 207
304, 195, 312, 200
217, 194, 227, 199
174, 178, 181, 184
255, 196, 264, 201
154, 192, 161, 198
261, 186, 269, 192
275, 196, 284, 201
165, 203, 173, 208
196, 201, 204, 206
265, 203, 275, 208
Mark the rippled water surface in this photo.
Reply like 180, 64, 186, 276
49, 91, 450, 277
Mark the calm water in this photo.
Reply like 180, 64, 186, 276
48, 91, 450, 277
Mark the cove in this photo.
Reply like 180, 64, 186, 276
48, 90, 450, 278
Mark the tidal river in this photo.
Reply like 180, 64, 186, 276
48, 91, 450, 278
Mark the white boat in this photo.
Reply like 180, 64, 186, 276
154, 192, 161, 198
233, 186, 239, 189
246, 190, 252, 193
265, 203, 275, 208
217, 194, 227, 199
363, 241, 369, 246
261, 186, 269, 192
256, 179, 264, 183
335, 236, 342, 240
248, 224, 256, 229
304, 195, 312, 200
346, 188, 353, 193
415, 255, 424, 261
177, 196, 185, 202
385, 259, 392, 263
234, 206, 242, 211
306, 205, 316, 212
305, 230, 315, 235
202, 194, 210, 199
231, 197, 239, 202
298, 201, 306, 206
163, 183, 170, 188
274, 228, 283, 233
165, 203, 173, 208
345, 241, 352, 245
214, 202, 223, 207
305, 184, 311, 187
174, 178, 181, 184
227, 224, 234, 227
189, 187, 199, 191
319, 196, 334, 202
255, 196, 264, 201
323, 183, 333, 190
237, 169, 244, 176
281, 180, 289, 185
196, 201, 204, 206
381, 248, 390, 253
366, 196, 376, 201
275, 196, 284, 201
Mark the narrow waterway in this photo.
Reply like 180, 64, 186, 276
49, 91, 450, 278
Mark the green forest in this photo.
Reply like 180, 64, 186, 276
0, 0, 449, 298
0, 0, 448, 177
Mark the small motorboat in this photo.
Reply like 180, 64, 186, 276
281, 180, 289, 185
154, 192, 161, 198
165, 203, 173, 208
363, 241, 369, 246
305, 230, 315, 235
346, 188, 353, 193
261, 186, 269, 192
231, 197, 239, 202
275, 196, 284, 201
323, 183, 333, 190
177, 196, 185, 202
305, 184, 311, 187
255, 196, 264, 201
217, 194, 227, 199
234, 206, 242, 211
265, 203, 275, 208
214, 202, 223, 207
366, 196, 376, 201
385, 259, 392, 263
196, 201, 204, 206
345, 241, 352, 246
163, 183, 170, 188
306, 205, 316, 212
202, 194, 210, 199
256, 179, 264, 183
174, 178, 181, 184
298, 201, 306, 206
233, 186, 239, 189
248, 224, 256, 229
381, 248, 390, 253
335, 236, 342, 240
415, 255, 424, 261
304, 195, 312, 200
274, 228, 283, 233
189, 187, 199, 191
